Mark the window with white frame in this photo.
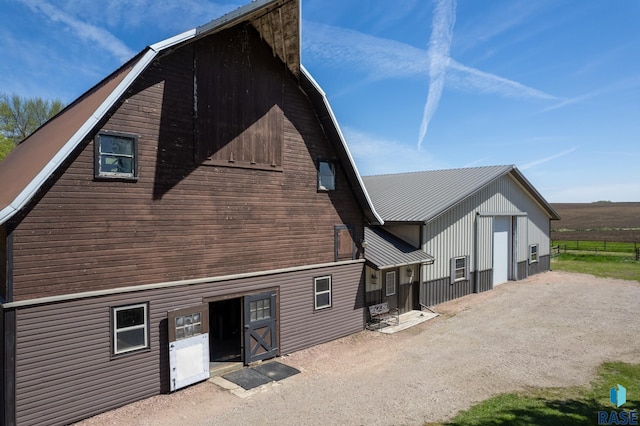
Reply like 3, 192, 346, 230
317, 160, 336, 191
451, 256, 469, 283
385, 271, 396, 296
314, 276, 332, 310
530, 244, 539, 263
95, 132, 138, 178
113, 303, 149, 355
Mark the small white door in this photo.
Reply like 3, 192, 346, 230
168, 305, 210, 391
169, 334, 210, 391
493, 216, 510, 286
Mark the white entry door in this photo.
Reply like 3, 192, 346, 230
493, 216, 510, 286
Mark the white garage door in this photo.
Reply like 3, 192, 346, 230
493, 216, 510, 286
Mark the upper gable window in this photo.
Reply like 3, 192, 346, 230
318, 160, 336, 191
95, 132, 138, 179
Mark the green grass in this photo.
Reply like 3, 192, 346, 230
552, 240, 638, 253
426, 362, 640, 426
551, 252, 640, 282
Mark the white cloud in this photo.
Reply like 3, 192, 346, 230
304, 5, 559, 151
446, 60, 559, 100
519, 147, 577, 170
303, 21, 429, 80
418, 0, 456, 150
343, 127, 448, 176
19, 0, 136, 62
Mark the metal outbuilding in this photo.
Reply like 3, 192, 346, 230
363, 165, 560, 307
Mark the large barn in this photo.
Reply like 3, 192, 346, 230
0, 1, 383, 424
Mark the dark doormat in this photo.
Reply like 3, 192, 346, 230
222, 361, 300, 390
253, 361, 300, 381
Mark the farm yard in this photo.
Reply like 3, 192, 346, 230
551, 202, 640, 244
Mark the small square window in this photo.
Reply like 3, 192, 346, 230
96, 132, 138, 179
113, 303, 149, 355
314, 276, 332, 310
530, 244, 539, 263
317, 160, 336, 191
385, 271, 396, 296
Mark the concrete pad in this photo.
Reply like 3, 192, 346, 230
377, 310, 438, 334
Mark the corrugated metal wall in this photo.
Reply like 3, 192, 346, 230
420, 276, 474, 306
384, 224, 421, 248
422, 174, 553, 287
476, 215, 493, 271
14, 262, 364, 426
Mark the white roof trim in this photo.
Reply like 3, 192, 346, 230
300, 65, 384, 225
150, 29, 197, 52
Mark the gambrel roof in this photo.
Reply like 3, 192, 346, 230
362, 165, 560, 223
0, 0, 382, 226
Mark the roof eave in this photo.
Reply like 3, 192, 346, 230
509, 168, 561, 220
0, 48, 158, 226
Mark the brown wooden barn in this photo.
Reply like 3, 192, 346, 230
0, 1, 383, 424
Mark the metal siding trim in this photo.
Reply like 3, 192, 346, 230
2, 259, 364, 309
2, 308, 16, 426
6, 228, 12, 302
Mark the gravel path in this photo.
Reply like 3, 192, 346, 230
76, 271, 640, 425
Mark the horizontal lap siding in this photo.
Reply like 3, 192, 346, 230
278, 263, 365, 354
15, 262, 365, 426
10, 38, 363, 301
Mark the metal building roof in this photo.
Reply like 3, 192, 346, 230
364, 227, 433, 270
362, 165, 560, 223
0, 0, 382, 226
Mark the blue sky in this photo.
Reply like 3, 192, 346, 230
1, 0, 639, 202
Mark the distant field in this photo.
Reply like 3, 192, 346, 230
551, 202, 640, 243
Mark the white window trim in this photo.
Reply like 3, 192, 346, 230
113, 303, 149, 355
453, 256, 468, 283
529, 244, 539, 264
314, 276, 332, 310
385, 271, 396, 296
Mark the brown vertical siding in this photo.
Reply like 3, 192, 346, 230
14, 262, 365, 426
9, 27, 363, 301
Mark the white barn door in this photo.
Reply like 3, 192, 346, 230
493, 216, 510, 286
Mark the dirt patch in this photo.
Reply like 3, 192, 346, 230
75, 271, 640, 425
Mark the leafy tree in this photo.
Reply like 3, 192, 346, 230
0, 93, 66, 142
0, 93, 65, 162
0, 134, 13, 162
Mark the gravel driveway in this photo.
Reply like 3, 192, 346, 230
76, 271, 640, 425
